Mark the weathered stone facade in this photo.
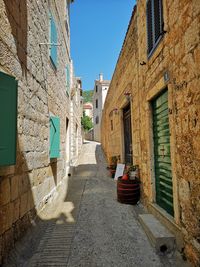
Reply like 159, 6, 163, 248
0, 0, 80, 264
102, 1, 200, 265
70, 74, 83, 165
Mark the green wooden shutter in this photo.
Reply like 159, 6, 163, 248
152, 89, 174, 216
66, 65, 70, 95
147, 0, 164, 55
50, 14, 58, 67
0, 71, 18, 166
154, 0, 163, 42
50, 116, 60, 158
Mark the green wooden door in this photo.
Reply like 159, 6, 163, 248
152, 89, 174, 216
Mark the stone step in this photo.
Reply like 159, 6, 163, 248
138, 214, 175, 253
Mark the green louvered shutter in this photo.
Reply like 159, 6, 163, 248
50, 116, 60, 158
154, 0, 163, 42
50, 14, 58, 67
152, 89, 174, 216
0, 71, 18, 166
146, 0, 153, 54
146, 0, 164, 55
66, 65, 70, 95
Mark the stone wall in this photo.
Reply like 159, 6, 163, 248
0, 0, 73, 263
102, 1, 200, 265
70, 76, 83, 165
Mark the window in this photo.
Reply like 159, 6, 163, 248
146, 0, 164, 56
50, 116, 60, 158
50, 13, 58, 67
65, 19, 69, 38
0, 71, 18, 166
66, 64, 70, 95
96, 99, 98, 109
96, 85, 98, 92
111, 120, 113, 131
96, 116, 99, 124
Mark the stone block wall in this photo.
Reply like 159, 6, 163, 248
102, 1, 200, 265
0, 0, 72, 263
70, 76, 83, 166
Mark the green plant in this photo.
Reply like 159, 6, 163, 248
83, 90, 94, 103
128, 165, 140, 181
108, 155, 119, 170
81, 114, 93, 131
128, 165, 137, 172
111, 156, 118, 165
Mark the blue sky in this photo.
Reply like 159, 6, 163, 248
70, 0, 136, 91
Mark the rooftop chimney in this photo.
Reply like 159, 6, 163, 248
99, 73, 103, 82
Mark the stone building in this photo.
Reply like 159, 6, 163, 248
83, 102, 93, 119
70, 74, 83, 166
102, 1, 200, 265
93, 73, 110, 142
0, 0, 81, 264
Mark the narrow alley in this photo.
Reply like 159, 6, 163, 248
1, 0, 200, 265
4, 141, 190, 267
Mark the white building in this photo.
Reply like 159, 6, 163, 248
83, 102, 93, 119
93, 73, 110, 142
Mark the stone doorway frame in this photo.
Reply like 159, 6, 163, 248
118, 95, 134, 164
146, 75, 180, 226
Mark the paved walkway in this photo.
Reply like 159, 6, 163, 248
4, 141, 190, 267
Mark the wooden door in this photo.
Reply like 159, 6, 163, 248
123, 104, 132, 164
152, 89, 174, 216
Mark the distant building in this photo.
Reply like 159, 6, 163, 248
93, 74, 110, 142
83, 102, 93, 119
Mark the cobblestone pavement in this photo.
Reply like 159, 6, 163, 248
4, 141, 190, 267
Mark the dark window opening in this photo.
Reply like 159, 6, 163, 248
96, 85, 98, 92
96, 99, 98, 109
96, 116, 99, 124
146, 0, 164, 56
111, 120, 113, 131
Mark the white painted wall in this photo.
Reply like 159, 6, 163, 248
93, 74, 110, 142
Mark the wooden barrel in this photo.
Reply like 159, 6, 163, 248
117, 177, 140, 204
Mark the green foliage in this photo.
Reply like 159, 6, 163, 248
83, 90, 93, 103
81, 114, 93, 131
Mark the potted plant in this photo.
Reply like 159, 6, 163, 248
128, 165, 139, 180
108, 156, 119, 178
